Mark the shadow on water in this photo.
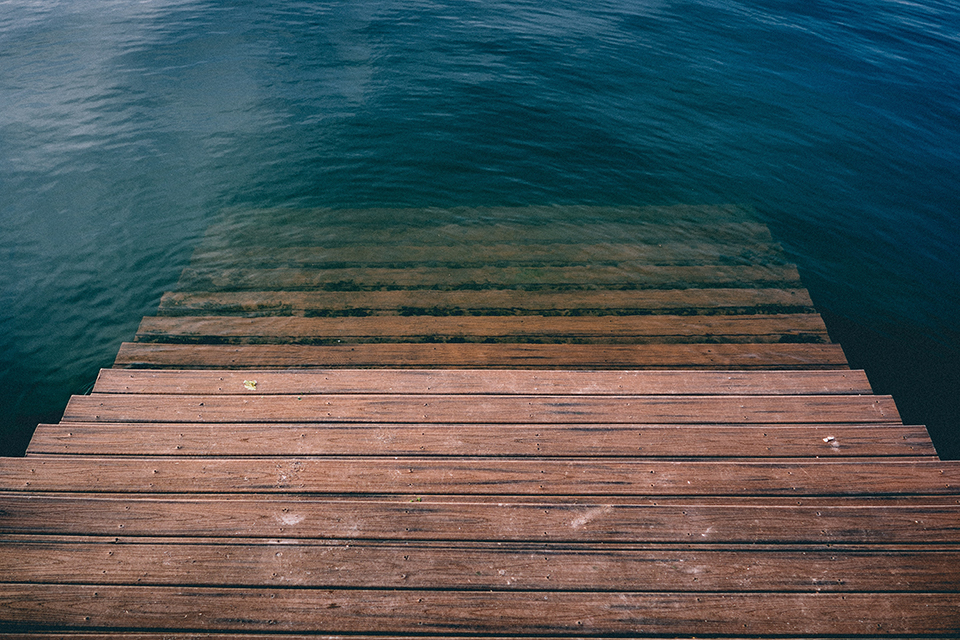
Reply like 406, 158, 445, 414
820, 310, 960, 459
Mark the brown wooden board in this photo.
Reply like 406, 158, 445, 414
26, 423, 936, 458
3, 536, 958, 592
1, 585, 958, 635
2, 493, 958, 543
91, 368, 871, 396
62, 393, 898, 424
175, 264, 800, 291
157, 288, 814, 316
114, 342, 851, 369
2, 457, 957, 495
135, 313, 829, 344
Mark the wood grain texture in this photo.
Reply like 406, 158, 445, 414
62, 393, 899, 424
2, 494, 958, 543
157, 288, 814, 316
91, 367, 872, 396
3, 457, 956, 495
4, 537, 958, 592
135, 313, 829, 344
26, 422, 937, 457
1, 585, 958, 635
114, 342, 851, 369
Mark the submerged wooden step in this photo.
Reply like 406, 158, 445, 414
190, 241, 791, 268
135, 313, 830, 344
197, 218, 776, 249
157, 288, 814, 316
177, 263, 801, 291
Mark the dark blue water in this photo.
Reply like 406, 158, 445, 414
2, 1, 958, 456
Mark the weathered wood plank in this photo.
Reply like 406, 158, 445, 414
2, 494, 958, 543
91, 368, 871, 396
4, 537, 958, 592
3, 457, 956, 495
175, 264, 800, 292
62, 394, 898, 424
189, 242, 789, 269
157, 288, 814, 316
114, 342, 851, 369
1, 585, 958, 635
135, 314, 829, 344
26, 422, 936, 458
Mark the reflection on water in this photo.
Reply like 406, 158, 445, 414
1, 1, 959, 455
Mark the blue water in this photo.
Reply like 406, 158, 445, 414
2, 1, 958, 456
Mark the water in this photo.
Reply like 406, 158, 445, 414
2, 0, 958, 456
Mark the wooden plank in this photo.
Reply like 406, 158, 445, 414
91, 368, 872, 396
2, 494, 958, 543
189, 239, 790, 267
135, 313, 830, 344
62, 393, 899, 424
157, 288, 814, 316
1, 585, 958, 635
114, 342, 851, 369
4, 537, 959, 592
175, 264, 800, 291
3, 457, 956, 495
26, 423, 937, 458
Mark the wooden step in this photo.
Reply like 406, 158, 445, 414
197, 219, 775, 249
3, 536, 957, 591
3, 457, 956, 495
190, 242, 789, 269
114, 342, 850, 369
2, 584, 957, 636
27, 422, 936, 458
61, 393, 898, 424
90, 368, 872, 396
135, 313, 830, 344
157, 288, 814, 316
176, 264, 801, 291
2, 493, 958, 543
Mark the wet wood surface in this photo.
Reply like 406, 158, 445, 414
2, 206, 958, 637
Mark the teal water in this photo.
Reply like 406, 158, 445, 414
1, 1, 958, 456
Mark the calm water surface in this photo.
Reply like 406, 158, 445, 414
2, 1, 958, 455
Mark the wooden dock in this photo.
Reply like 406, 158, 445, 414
2, 205, 958, 637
